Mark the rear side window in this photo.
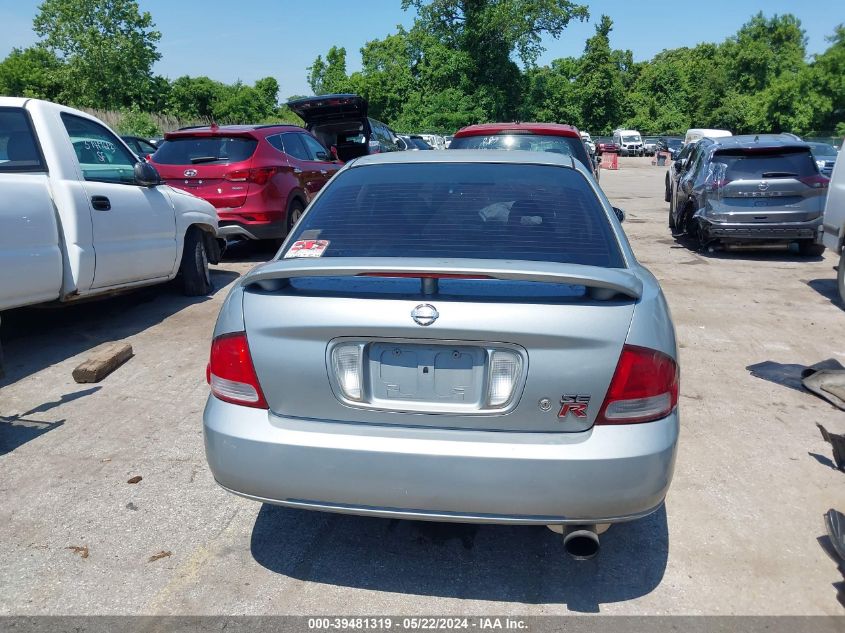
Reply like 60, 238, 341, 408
152, 136, 257, 165
710, 148, 817, 180
450, 134, 590, 170
287, 163, 624, 268
280, 133, 310, 160
0, 107, 45, 172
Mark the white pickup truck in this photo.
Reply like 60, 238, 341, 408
0, 98, 223, 375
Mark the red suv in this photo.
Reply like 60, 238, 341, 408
449, 122, 599, 179
150, 124, 342, 241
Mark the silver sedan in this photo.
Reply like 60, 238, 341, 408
203, 151, 679, 559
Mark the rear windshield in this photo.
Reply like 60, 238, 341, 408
449, 134, 590, 169
285, 163, 624, 268
0, 107, 45, 172
152, 136, 257, 165
712, 148, 817, 180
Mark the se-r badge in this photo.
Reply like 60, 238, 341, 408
559, 394, 591, 418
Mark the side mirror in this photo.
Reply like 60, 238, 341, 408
673, 159, 685, 171
612, 206, 625, 223
134, 161, 160, 187
315, 150, 330, 161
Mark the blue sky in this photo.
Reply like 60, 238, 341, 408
0, 0, 842, 100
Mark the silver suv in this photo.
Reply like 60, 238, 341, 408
671, 135, 829, 254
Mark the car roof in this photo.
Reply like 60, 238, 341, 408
164, 124, 302, 139
454, 122, 581, 138
705, 134, 811, 151
351, 149, 579, 169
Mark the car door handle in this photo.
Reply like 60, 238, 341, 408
320, 170, 328, 175
293, 168, 302, 174
91, 195, 111, 211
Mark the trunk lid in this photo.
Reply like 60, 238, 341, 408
286, 94, 368, 127
241, 259, 640, 432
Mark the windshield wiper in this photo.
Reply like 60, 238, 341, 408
761, 171, 797, 178
190, 156, 221, 164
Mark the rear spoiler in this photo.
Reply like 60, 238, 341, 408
242, 258, 642, 300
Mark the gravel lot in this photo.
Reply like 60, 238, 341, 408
1, 157, 843, 615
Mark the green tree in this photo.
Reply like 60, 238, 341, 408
808, 24, 845, 133
403, 0, 589, 120
723, 12, 806, 94
307, 46, 352, 95
167, 76, 222, 120
32, 0, 161, 109
0, 47, 65, 100
117, 108, 159, 137
254, 76, 280, 108
576, 15, 624, 134
353, 31, 416, 123
523, 57, 580, 123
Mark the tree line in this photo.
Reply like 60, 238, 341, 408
1, 0, 842, 138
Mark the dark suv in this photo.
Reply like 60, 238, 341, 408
669, 134, 829, 254
150, 124, 341, 241
287, 94, 401, 162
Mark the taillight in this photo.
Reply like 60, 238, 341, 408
799, 174, 829, 189
207, 332, 268, 409
596, 345, 678, 425
248, 167, 277, 185
224, 167, 277, 185
706, 178, 732, 191
224, 169, 249, 182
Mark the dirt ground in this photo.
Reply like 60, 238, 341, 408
0, 157, 843, 615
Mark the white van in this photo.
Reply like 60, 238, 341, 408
684, 128, 731, 145
612, 129, 643, 156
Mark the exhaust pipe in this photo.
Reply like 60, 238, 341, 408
562, 524, 600, 560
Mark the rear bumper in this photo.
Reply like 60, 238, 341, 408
203, 397, 679, 524
217, 207, 286, 240
698, 216, 821, 241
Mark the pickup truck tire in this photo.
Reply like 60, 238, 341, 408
180, 228, 212, 296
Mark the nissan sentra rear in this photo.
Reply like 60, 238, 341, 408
203, 151, 680, 557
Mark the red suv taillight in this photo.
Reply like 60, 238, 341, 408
596, 345, 679, 425
206, 332, 268, 409
224, 167, 277, 185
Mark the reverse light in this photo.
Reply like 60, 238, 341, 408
486, 350, 522, 407
207, 332, 268, 409
331, 343, 364, 401
596, 345, 678, 425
